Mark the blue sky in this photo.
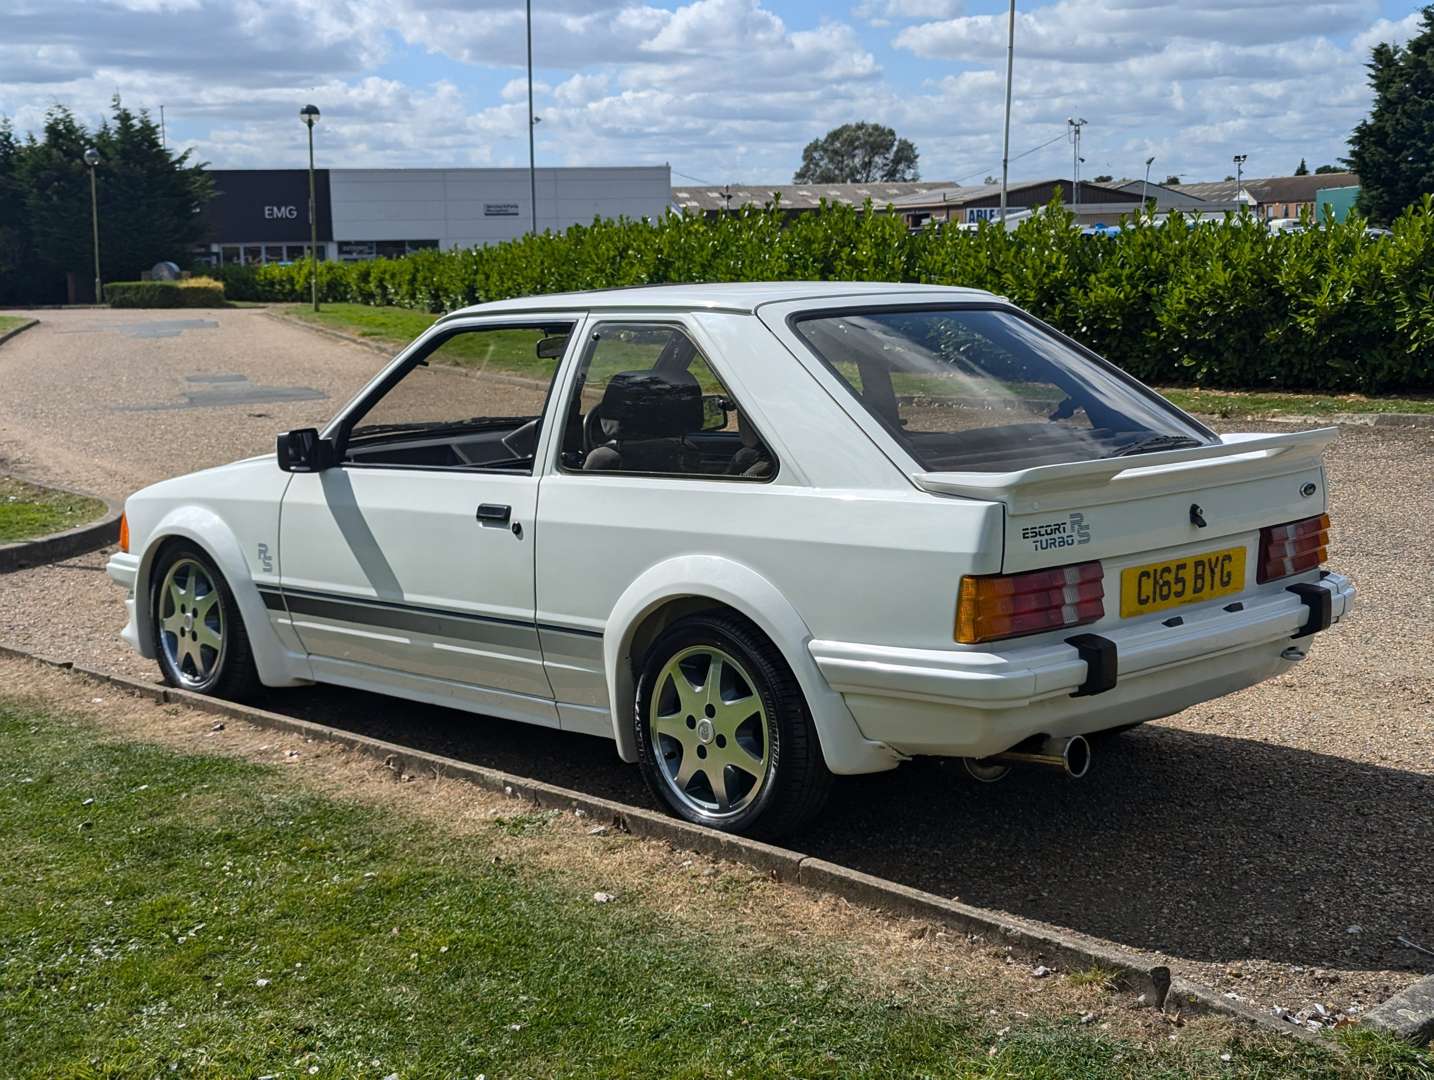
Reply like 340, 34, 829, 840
2, 0, 1425, 185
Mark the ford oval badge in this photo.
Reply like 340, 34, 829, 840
1300, 482, 1317, 497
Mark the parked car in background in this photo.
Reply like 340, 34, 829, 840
107, 283, 1354, 836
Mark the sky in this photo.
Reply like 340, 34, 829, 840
0, 0, 1425, 186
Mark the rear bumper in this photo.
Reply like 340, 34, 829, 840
809, 571, 1353, 758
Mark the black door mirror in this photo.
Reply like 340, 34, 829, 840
700, 394, 730, 432
276, 428, 336, 472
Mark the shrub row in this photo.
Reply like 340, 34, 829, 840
106, 277, 226, 308
211, 198, 1434, 393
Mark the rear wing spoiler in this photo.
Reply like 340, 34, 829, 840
912, 428, 1338, 514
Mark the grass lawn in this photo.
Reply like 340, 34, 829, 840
1159, 387, 1434, 419
286, 305, 1434, 421
0, 475, 106, 544
4, 694, 1428, 1079
0, 314, 33, 335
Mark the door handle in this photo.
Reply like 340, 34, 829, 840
476, 503, 512, 525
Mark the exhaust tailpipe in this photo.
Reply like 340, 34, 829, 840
989, 734, 1091, 779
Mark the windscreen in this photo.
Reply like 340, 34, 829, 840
792, 307, 1213, 472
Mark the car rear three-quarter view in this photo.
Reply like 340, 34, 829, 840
105, 283, 1354, 838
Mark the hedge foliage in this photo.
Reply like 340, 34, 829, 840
106, 277, 226, 308
213, 197, 1434, 393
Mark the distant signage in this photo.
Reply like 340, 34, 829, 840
483, 202, 520, 217
203, 170, 332, 244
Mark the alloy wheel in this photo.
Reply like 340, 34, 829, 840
650, 645, 772, 819
158, 558, 225, 689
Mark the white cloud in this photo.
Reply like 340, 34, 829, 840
1351, 10, 1424, 53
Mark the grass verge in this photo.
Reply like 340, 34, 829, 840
0, 314, 33, 336
2, 687, 1430, 1079
285, 304, 1434, 420
0, 475, 106, 543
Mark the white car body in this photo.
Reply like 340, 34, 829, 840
107, 282, 1353, 790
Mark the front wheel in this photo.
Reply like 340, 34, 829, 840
150, 545, 259, 699
634, 612, 831, 839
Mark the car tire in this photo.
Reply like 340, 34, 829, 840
150, 544, 260, 700
634, 611, 831, 839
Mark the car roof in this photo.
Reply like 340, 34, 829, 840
440, 281, 998, 319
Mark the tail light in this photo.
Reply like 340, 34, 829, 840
1257, 513, 1329, 583
118, 513, 129, 554
956, 561, 1105, 644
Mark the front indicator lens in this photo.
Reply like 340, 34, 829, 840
956, 561, 1105, 644
1257, 513, 1329, 583
118, 512, 129, 553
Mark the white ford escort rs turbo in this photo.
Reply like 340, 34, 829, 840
107, 282, 1353, 836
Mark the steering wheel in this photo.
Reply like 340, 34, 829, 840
582, 406, 615, 456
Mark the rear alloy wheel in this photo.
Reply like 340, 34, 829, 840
151, 545, 259, 698
635, 613, 830, 838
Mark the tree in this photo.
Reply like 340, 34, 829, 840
1314, 164, 1343, 174
793, 122, 919, 183
1294, 158, 1309, 175
5, 98, 212, 303
1345, 6, 1434, 222
1092, 174, 1113, 183
1163, 175, 1182, 185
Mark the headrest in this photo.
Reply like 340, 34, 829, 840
597, 370, 703, 438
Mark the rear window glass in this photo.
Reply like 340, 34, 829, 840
792, 307, 1213, 472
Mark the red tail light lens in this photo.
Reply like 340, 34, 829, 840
1257, 513, 1329, 583
956, 561, 1105, 644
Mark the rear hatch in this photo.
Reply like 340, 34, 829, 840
916, 428, 1333, 623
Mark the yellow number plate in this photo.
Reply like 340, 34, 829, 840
1120, 546, 1246, 618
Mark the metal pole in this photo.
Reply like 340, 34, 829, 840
526, 0, 538, 236
1141, 156, 1152, 211
307, 121, 318, 312
1072, 126, 1079, 210
998, 0, 1015, 226
89, 166, 102, 304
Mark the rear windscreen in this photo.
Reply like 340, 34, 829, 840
791, 307, 1214, 472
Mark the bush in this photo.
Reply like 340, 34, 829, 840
105, 278, 226, 308
211, 196, 1434, 392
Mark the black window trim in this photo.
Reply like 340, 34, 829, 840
783, 300, 1219, 467
554, 318, 781, 485
329, 317, 577, 478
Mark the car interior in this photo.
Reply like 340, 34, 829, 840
339, 323, 775, 480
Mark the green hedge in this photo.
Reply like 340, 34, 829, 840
106, 279, 226, 308
212, 197, 1434, 393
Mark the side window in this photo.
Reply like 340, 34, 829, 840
341, 323, 571, 473
559, 323, 774, 480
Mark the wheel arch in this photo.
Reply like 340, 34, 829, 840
136, 506, 308, 687
602, 555, 901, 775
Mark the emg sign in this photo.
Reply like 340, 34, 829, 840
203, 170, 332, 244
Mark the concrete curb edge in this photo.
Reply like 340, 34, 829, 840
10, 642, 1414, 1047
0, 482, 122, 573
262, 308, 397, 357
1361, 974, 1434, 1046
0, 317, 38, 349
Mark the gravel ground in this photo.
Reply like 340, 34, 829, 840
1, 307, 1431, 1024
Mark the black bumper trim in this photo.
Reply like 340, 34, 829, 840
1286, 582, 1332, 638
1066, 633, 1118, 696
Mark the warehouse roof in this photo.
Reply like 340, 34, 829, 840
1173, 173, 1359, 204
671, 181, 953, 213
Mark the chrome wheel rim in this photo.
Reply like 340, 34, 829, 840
158, 558, 224, 688
651, 646, 771, 819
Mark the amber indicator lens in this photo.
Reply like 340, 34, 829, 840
956, 561, 1104, 644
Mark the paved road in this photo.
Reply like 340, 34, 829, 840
1, 306, 1431, 1018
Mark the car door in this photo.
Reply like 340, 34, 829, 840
277, 315, 579, 726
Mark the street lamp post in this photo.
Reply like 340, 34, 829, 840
1232, 154, 1247, 214
83, 147, 102, 304
1067, 117, 1087, 211
526, 0, 538, 236
300, 104, 321, 312
1141, 155, 1155, 211
998, 0, 1016, 226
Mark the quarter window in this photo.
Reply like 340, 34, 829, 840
559, 324, 774, 480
